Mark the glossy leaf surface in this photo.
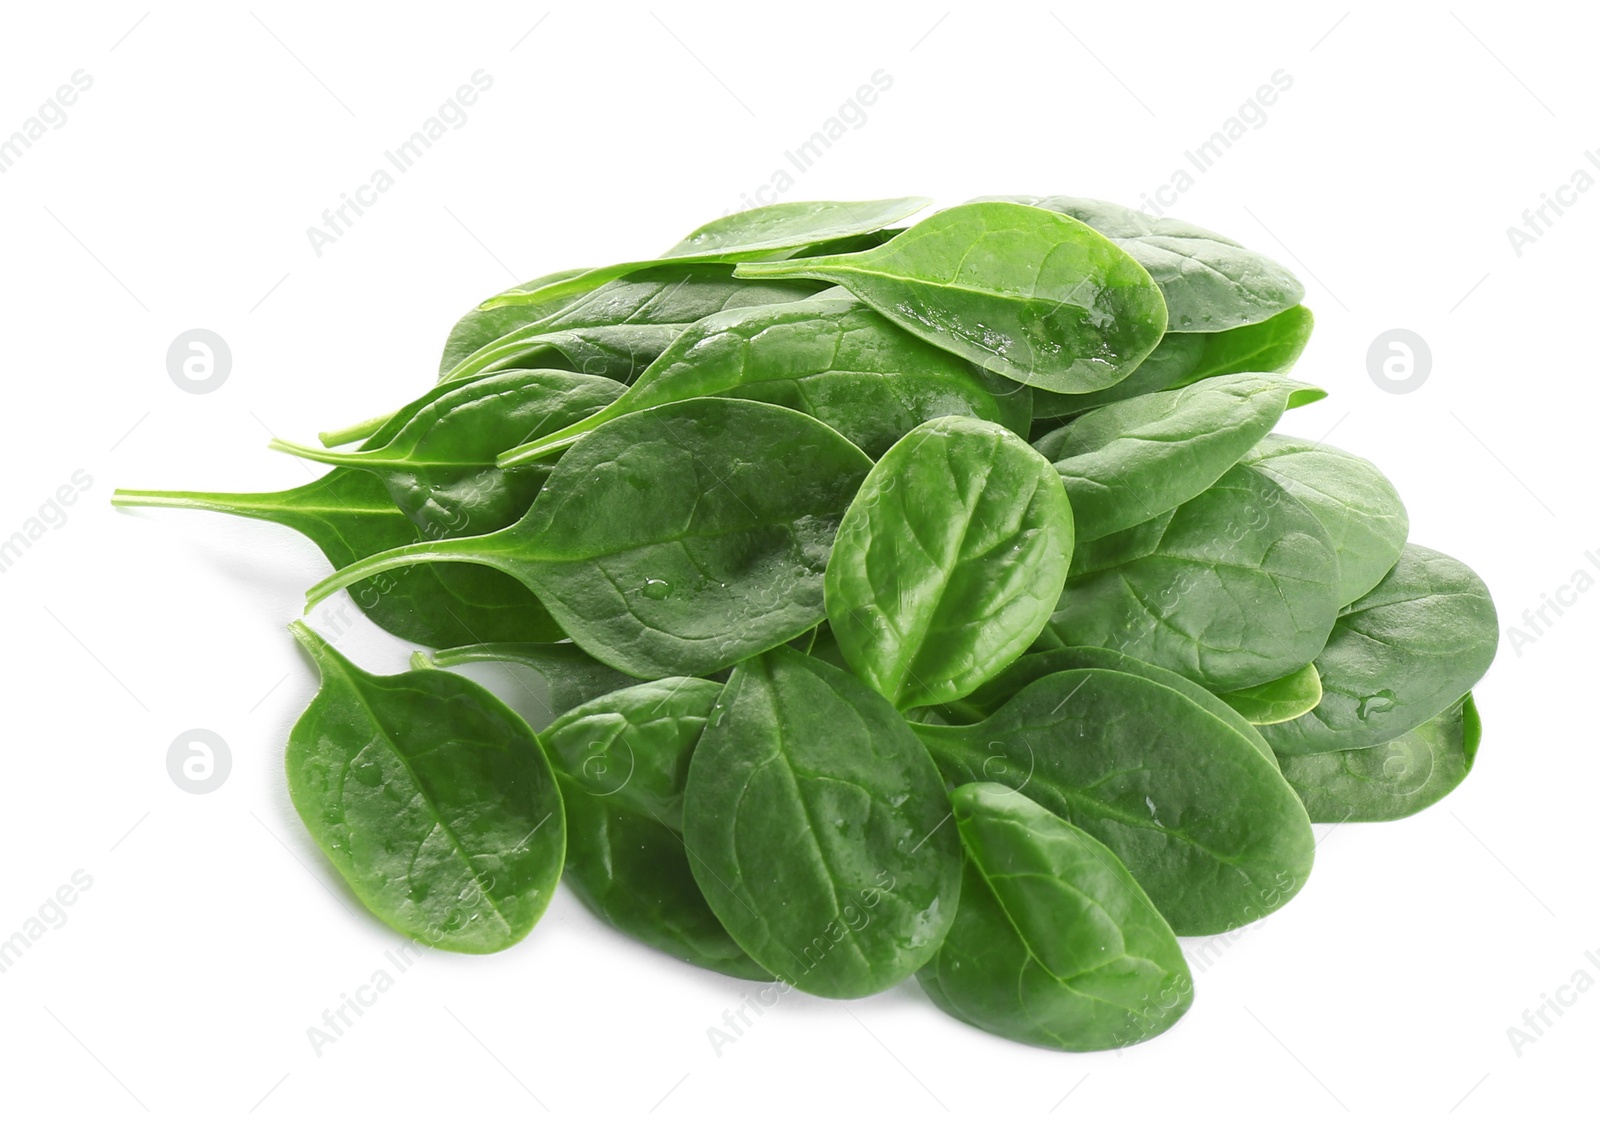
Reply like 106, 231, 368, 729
825, 416, 1073, 708
1044, 465, 1342, 692
1219, 663, 1324, 726
736, 202, 1167, 394
987, 196, 1304, 331
497, 299, 1032, 464
1242, 433, 1410, 606
682, 647, 961, 997
1035, 373, 1325, 540
912, 667, 1315, 935
285, 623, 565, 953
481, 197, 932, 309
1277, 694, 1481, 822
306, 398, 873, 678
919, 783, 1193, 1051
1263, 544, 1499, 755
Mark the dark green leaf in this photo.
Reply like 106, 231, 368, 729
825, 416, 1074, 708
985, 196, 1304, 331
112, 469, 563, 649
497, 299, 1032, 465
1241, 433, 1409, 606
918, 783, 1193, 1051
430, 642, 643, 724
284, 622, 565, 953
481, 197, 933, 310
912, 666, 1315, 935
1276, 694, 1481, 822
306, 398, 874, 678
1034, 373, 1325, 540
735, 201, 1168, 394
1263, 545, 1499, 755
682, 647, 961, 997
1043, 465, 1342, 692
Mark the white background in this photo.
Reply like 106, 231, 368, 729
1, 3, 1593, 1120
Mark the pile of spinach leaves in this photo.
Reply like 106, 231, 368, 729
115, 195, 1498, 1052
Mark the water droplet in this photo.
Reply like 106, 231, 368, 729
1357, 690, 1397, 720
642, 578, 673, 600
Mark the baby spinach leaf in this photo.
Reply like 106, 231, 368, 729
682, 646, 961, 997
285, 622, 565, 953
306, 398, 874, 678
559, 780, 771, 979
984, 196, 1304, 331
430, 642, 644, 723
1218, 663, 1323, 726
1034, 373, 1325, 541
440, 267, 591, 377
540, 678, 722, 832
1262, 545, 1499, 755
272, 369, 624, 537
734, 202, 1168, 394
911, 667, 1315, 935
496, 299, 1032, 465
1241, 433, 1410, 606
930, 644, 1276, 761
1276, 694, 1481, 822
1042, 465, 1342, 692
825, 416, 1074, 708
1029, 305, 1313, 422
112, 469, 563, 649
481, 197, 932, 310
441, 266, 826, 385
918, 783, 1193, 1051
1170, 305, 1315, 386
535, 678, 766, 977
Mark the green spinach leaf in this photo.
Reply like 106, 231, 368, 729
1263, 544, 1499, 755
481, 197, 932, 310
497, 299, 1032, 465
682, 647, 961, 997
271, 369, 624, 536
429, 642, 643, 724
1276, 694, 1481, 822
911, 667, 1315, 935
285, 622, 565, 953
1042, 465, 1342, 692
734, 201, 1168, 394
982, 196, 1303, 331
825, 416, 1073, 708
112, 469, 563, 649
1218, 663, 1323, 725
306, 398, 873, 678
918, 783, 1193, 1051
1241, 433, 1409, 606
1034, 373, 1324, 541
